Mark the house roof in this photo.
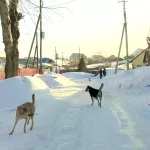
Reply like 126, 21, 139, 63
42, 58, 51, 63
131, 47, 150, 62
70, 53, 87, 58
132, 48, 144, 57
131, 49, 146, 62
42, 58, 55, 63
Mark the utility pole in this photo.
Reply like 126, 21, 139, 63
32, 32, 39, 68
32, 43, 37, 67
36, 32, 39, 69
115, 0, 129, 74
124, 0, 129, 71
115, 25, 125, 74
79, 47, 80, 64
55, 47, 57, 73
25, 15, 40, 68
62, 52, 63, 66
39, 0, 43, 74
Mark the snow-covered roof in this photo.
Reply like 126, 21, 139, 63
131, 48, 144, 58
42, 63, 53, 67
87, 63, 105, 69
70, 53, 87, 58
54, 59, 70, 66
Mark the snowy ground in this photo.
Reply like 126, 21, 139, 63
0, 67, 150, 150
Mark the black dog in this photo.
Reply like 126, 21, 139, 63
85, 84, 103, 107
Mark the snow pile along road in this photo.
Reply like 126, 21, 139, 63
93, 66, 150, 89
0, 76, 50, 109
34, 73, 77, 88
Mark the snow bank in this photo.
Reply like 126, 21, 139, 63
34, 73, 77, 88
63, 72, 95, 80
34, 72, 95, 88
34, 74, 60, 88
93, 66, 150, 89
0, 76, 50, 109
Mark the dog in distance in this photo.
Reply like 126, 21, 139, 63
88, 78, 92, 84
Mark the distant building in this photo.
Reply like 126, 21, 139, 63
70, 53, 87, 65
131, 49, 149, 69
132, 37, 150, 69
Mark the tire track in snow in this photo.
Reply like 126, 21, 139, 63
111, 95, 145, 150
49, 83, 132, 150
47, 104, 84, 150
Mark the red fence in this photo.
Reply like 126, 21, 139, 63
18, 68, 39, 76
0, 68, 5, 80
0, 67, 39, 80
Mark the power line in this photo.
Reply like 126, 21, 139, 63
47, 0, 75, 8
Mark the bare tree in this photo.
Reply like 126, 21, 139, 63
0, 0, 74, 78
0, 0, 22, 78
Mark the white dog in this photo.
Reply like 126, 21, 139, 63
88, 78, 92, 84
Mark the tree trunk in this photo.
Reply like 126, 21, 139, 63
0, 0, 14, 78
9, 0, 19, 77
0, 0, 20, 79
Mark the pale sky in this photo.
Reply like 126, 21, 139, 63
1, 0, 150, 59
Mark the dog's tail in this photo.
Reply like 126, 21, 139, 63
32, 94, 35, 104
99, 83, 104, 91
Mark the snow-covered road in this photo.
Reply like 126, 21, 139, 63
0, 71, 150, 150
44, 80, 147, 150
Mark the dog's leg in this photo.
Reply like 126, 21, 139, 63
30, 116, 34, 130
91, 97, 94, 105
96, 97, 100, 106
9, 119, 19, 135
27, 117, 30, 125
24, 118, 28, 133
99, 94, 102, 107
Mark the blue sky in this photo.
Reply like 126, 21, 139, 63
0, 0, 150, 59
